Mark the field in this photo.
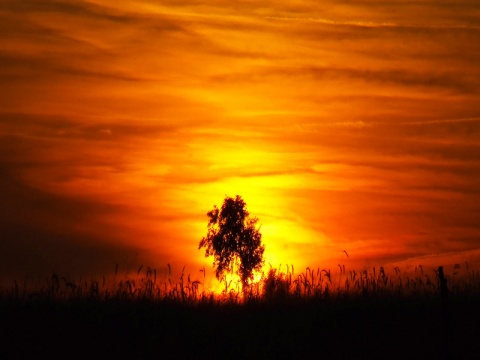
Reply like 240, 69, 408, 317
1, 264, 480, 359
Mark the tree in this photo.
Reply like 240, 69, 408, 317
199, 195, 265, 293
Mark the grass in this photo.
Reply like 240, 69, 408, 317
1, 263, 480, 359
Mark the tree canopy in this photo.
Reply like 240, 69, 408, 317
199, 195, 265, 291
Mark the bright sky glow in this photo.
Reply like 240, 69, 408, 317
1, 0, 480, 288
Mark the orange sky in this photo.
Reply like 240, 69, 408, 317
1, 0, 480, 287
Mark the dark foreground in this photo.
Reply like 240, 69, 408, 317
1, 294, 479, 360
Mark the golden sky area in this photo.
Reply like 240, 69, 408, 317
1, 0, 480, 287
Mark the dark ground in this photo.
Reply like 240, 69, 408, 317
1, 293, 479, 359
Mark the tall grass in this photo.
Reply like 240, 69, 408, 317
2, 263, 480, 359
2, 262, 479, 305
0, 265, 211, 305
261, 262, 480, 302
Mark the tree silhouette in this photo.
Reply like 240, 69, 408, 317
199, 195, 265, 293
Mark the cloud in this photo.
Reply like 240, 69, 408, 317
0, 52, 143, 83
210, 65, 477, 95
1, 0, 135, 23
0, 163, 147, 280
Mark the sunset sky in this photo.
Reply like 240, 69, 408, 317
1, 0, 480, 286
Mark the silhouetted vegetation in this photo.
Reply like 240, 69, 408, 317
1, 263, 480, 359
199, 195, 264, 293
